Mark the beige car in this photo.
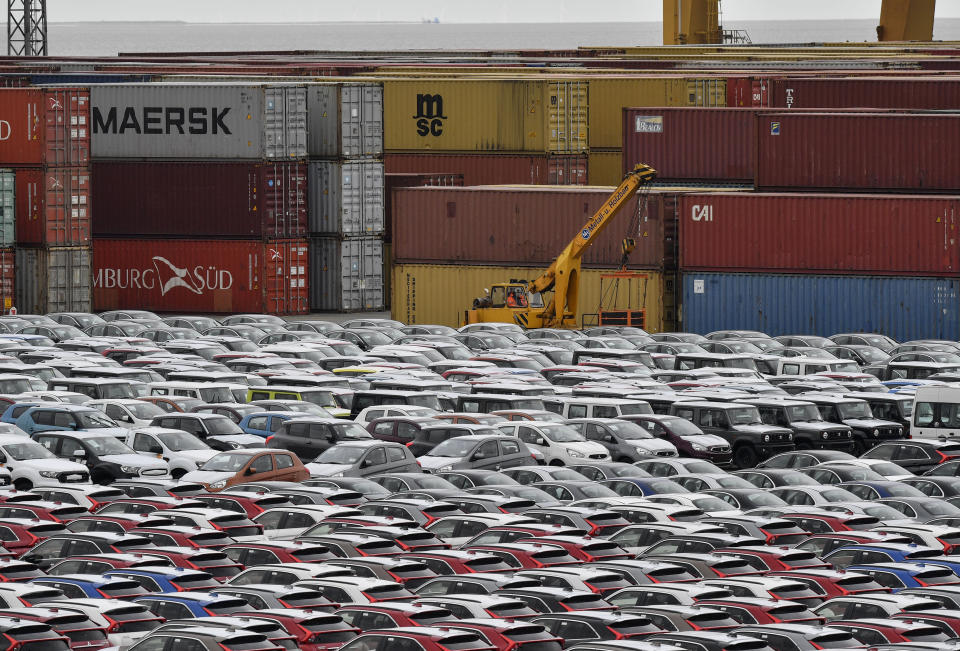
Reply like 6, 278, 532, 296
182, 449, 308, 492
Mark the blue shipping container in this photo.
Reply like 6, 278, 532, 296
681, 273, 960, 341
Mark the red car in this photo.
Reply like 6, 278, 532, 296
246, 610, 358, 651
780, 512, 885, 533
893, 610, 960, 637
698, 597, 825, 626
127, 546, 242, 581
94, 496, 205, 516
768, 569, 890, 598
128, 525, 234, 549
0, 519, 66, 556
0, 559, 45, 582
193, 492, 292, 518
463, 543, 580, 569
221, 541, 336, 566
829, 618, 951, 644
442, 619, 564, 651
796, 531, 913, 557
714, 546, 831, 572
522, 536, 631, 562
0, 501, 88, 523
335, 602, 454, 629
340, 627, 495, 651
402, 550, 515, 575
462, 523, 584, 546
0, 607, 110, 650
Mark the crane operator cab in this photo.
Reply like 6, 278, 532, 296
472, 282, 543, 315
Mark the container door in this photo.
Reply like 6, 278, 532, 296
307, 85, 338, 158
569, 81, 589, 153
14, 248, 39, 313
262, 240, 308, 315
358, 237, 385, 311
340, 85, 362, 158
547, 82, 565, 153
0, 170, 14, 248
359, 161, 385, 235
260, 163, 307, 239
360, 84, 384, 158
44, 168, 91, 247
309, 237, 341, 311
44, 88, 91, 167
49, 248, 92, 313
264, 87, 308, 160
308, 162, 343, 234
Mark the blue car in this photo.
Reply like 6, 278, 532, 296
237, 411, 303, 438
847, 562, 960, 592
824, 543, 945, 568
15, 404, 126, 436
601, 477, 688, 497
104, 567, 222, 593
30, 574, 148, 599
134, 592, 256, 618
0, 401, 49, 426
839, 480, 929, 500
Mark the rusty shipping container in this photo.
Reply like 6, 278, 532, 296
385, 172, 465, 242
92, 161, 306, 239
90, 84, 307, 160
15, 167, 91, 247
769, 77, 960, 110
622, 107, 755, 184
726, 76, 772, 107
679, 193, 960, 276
391, 185, 670, 269
93, 238, 308, 315
0, 88, 90, 166
756, 112, 960, 192
307, 160, 384, 236
383, 79, 587, 153
15, 246, 91, 314
306, 83, 383, 159
384, 153, 587, 186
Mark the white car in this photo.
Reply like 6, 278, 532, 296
354, 404, 440, 426
252, 505, 361, 541
0, 434, 91, 490
88, 399, 167, 428
425, 513, 535, 547
498, 421, 610, 465
158, 507, 263, 542
33, 598, 160, 646
124, 427, 217, 479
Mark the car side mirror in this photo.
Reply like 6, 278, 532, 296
326, 433, 336, 442
245, 467, 257, 475
148, 445, 163, 455
604, 434, 615, 443
534, 437, 546, 446
72, 449, 86, 458
360, 459, 374, 468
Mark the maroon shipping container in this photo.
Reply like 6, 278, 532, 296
678, 193, 960, 276
385, 153, 587, 186
93, 238, 308, 315
770, 76, 960, 110
15, 167, 91, 247
0, 88, 90, 166
726, 76, 773, 107
385, 172, 465, 243
756, 112, 960, 192
391, 185, 671, 269
622, 107, 755, 183
92, 161, 306, 239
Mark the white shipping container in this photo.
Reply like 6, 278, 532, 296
91, 84, 307, 160
15, 247, 91, 314
0, 170, 13, 248
309, 236, 384, 312
308, 160, 384, 236
307, 83, 383, 159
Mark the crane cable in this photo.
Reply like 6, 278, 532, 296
596, 184, 653, 316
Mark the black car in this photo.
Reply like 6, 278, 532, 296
21, 532, 154, 570
739, 398, 854, 452
798, 394, 904, 454
756, 450, 856, 470
265, 418, 373, 461
862, 440, 960, 474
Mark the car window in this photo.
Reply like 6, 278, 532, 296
364, 447, 387, 467
274, 454, 294, 470
249, 455, 274, 474
474, 441, 499, 459
247, 416, 268, 430
386, 447, 406, 463
500, 439, 521, 455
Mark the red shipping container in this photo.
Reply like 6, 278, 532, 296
0, 88, 90, 166
385, 172, 465, 242
92, 161, 306, 239
0, 249, 13, 313
770, 76, 960, 110
726, 76, 773, 107
93, 238, 308, 315
16, 167, 91, 246
622, 107, 755, 183
678, 193, 960, 276
385, 153, 587, 186
756, 112, 960, 192
391, 185, 670, 269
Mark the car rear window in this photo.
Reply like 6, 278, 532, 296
770, 604, 817, 618
689, 612, 739, 628
905, 627, 951, 643
770, 584, 819, 600
283, 590, 331, 609
807, 633, 859, 648
191, 532, 235, 547
916, 569, 960, 585
646, 566, 697, 582
22, 590, 63, 605
208, 599, 256, 615
60, 628, 107, 644
363, 585, 413, 601
531, 549, 578, 564
712, 560, 756, 576
172, 573, 220, 589
489, 601, 538, 618
291, 547, 334, 563
409, 609, 452, 626
357, 540, 402, 555
100, 581, 147, 598
464, 556, 513, 573
611, 618, 659, 636
391, 562, 433, 579
221, 635, 276, 651
778, 552, 822, 568
561, 594, 611, 610
438, 634, 492, 651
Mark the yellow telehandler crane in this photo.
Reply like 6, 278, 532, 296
465, 163, 657, 330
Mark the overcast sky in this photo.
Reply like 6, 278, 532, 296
48, 0, 960, 23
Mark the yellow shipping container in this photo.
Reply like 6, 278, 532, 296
588, 150, 623, 186
384, 79, 588, 153
588, 76, 726, 149
392, 263, 665, 331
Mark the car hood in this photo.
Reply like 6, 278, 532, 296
79, 427, 132, 439
683, 434, 729, 448
417, 455, 463, 470
792, 422, 851, 433
844, 418, 901, 429
733, 424, 793, 435
559, 440, 610, 456
14, 458, 88, 473
209, 434, 266, 448
173, 449, 218, 463
629, 438, 677, 453
305, 462, 355, 477
101, 453, 168, 470
181, 469, 233, 484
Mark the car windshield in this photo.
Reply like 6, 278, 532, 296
199, 387, 233, 403
331, 423, 373, 439
727, 407, 762, 425
871, 462, 911, 477
201, 452, 254, 472
899, 399, 913, 417
298, 391, 341, 409
605, 421, 651, 440
409, 395, 443, 410
276, 402, 330, 416
786, 405, 823, 422
860, 504, 910, 519
539, 425, 585, 443
314, 446, 365, 465
205, 418, 244, 435
77, 411, 121, 429
832, 466, 885, 481
858, 348, 889, 362
128, 402, 166, 419
157, 432, 209, 451
692, 496, 737, 511
837, 402, 872, 419
2, 441, 55, 460
85, 437, 134, 455
661, 418, 705, 437
428, 439, 478, 458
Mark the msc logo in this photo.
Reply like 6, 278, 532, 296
414, 94, 447, 137
691, 205, 713, 222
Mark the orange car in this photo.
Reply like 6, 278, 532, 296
182, 449, 308, 492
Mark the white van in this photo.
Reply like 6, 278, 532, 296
149, 381, 234, 403
912, 385, 960, 440
775, 357, 860, 376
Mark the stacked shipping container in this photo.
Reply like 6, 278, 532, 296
0, 88, 93, 313
304, 83, 387, 312
90, 84, 310, 314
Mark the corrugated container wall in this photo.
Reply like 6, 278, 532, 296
770, 77, 960, 110
391, 185, 668, 269
392, 263, 664, 330
309, 236, 384, 312
385, 173, 465, 242
383, 79, 588, 153
15, 247, 91, 313
622, 108, 755, 183
307, 160, 384, 236
91, 161, 306, 238
0, 249, 13, 313
306, 83, 383, 159
0, 88, 90, 166
90, 84, 307, 160
679, 193, 960, 276
681, 273, 960, 342
384, 153, 587, 186
589, 76, 726, 149
588, 151, 623, 186
15, 168, 90, 246
93, 238, 308, 314
0, 171, 13, 248
755, 112, 960, 192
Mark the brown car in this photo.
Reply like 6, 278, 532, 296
182, 449, 309, 492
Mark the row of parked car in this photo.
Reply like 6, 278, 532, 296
0, 311, 959, 650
